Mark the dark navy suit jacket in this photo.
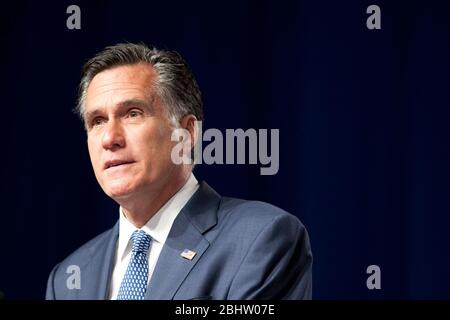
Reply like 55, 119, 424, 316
46, 181, 313, 299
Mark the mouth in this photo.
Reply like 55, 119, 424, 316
104, 159, 136, 170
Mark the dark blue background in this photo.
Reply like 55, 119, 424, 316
1, 0, 449, 299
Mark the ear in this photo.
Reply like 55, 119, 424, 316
179, 114, 198, 151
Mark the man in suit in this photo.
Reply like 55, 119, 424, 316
46, 43, 313, 300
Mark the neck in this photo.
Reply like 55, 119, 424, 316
119, 171, 191, 228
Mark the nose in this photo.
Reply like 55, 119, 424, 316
102, 119, 125, 150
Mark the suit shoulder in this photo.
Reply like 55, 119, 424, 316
218, 197, 305, 231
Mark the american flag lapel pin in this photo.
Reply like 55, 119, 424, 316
180, 249, 197, 260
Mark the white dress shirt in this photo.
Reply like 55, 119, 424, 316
108, 174, 199, 300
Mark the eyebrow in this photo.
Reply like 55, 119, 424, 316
117, 98, 154, 113
84, 98, 156, 123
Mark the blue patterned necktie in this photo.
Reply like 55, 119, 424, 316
117, 230, 152, 300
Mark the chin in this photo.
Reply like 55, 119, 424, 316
107, 189, 131, 200
103, 181, 137, 200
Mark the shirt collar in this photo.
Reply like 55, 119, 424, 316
117, 174, 199, 261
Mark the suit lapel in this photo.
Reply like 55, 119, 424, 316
144, 213, 210, 299
145, 181, 221, 299
80, 222, 118, 299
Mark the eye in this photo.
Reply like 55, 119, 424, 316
128, 109, 142, 118
91, 117, 106, 127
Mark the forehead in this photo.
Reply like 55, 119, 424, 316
85, 63, 157, 110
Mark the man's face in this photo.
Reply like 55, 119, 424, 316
84, 63, 181, 201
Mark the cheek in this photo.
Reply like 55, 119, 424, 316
143, 125, 172, 151
159, 129, 178, 160
140, 132, 174, 167
87, 139, 101, 170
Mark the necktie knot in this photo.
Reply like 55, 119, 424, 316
130, 230, 151, 253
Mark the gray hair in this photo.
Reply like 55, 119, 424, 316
75, 43, 204, 127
